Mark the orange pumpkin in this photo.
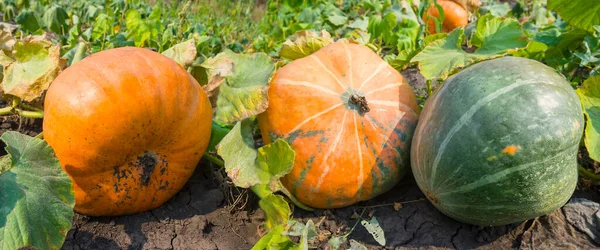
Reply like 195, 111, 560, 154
43, 47, 212, 216
423, 0, 469, 34
258, 43, 419, 208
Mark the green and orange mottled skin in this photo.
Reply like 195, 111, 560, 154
258, 42, 419, 208
43, 47, 212, 216
411, 57, 583, 226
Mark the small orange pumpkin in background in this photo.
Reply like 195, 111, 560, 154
423, 0, 469, 34
258, 43, 419, 208
43, 47, 212, 216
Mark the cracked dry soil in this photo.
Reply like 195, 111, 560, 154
2, 68, 599, 249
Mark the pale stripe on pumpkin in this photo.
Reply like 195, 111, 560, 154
286, 103, 344, 136
277, 78, 339, 96
310, 55, 346, 90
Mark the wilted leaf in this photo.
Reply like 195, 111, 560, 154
349, 240, 368, 250
0, 35, 62, 101
162, 39, 197, 68
361, 217, 386, 246
394, 202, 403, 211
548, 0, 600, 32
0, 29, 15, 52
298, 220, 317, 250
280, 30, 333, 61
328, 236, 348, 250
576, 76, 600, 162
260, 194, 292, 230
43, 5, 68, 35
202, 50, 275, 124
450, 0, 481, 12
0, 131, 75, 250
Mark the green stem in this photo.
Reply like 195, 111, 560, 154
0, 106, 14, 115
578, 165, 600, 184
35, 132, 44, 139
426, 80, 433, 96
250, 184, 272, 200
11, 97, 20, 108
15, 109, 43, 119
21, 103, 43, 112
279, 185, 314, 211
203, 152, 224, 167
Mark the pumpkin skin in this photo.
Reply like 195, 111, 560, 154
43, 47, 212, 216
423, 0, 469, 34
410, 57, 583, 226
258, 43, 419, 209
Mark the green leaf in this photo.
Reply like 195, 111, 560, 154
62, 42, 88, 66
0, 131, 75, 250
348, 17, 369, 30
576, 76, 600, 162
548, 0, 600, 32
92, 13, 111, 41
328, 13, 348, 26
360, 217, 386, 246
471, 14, 528, 55
202, 50, 275, 124
260, 194, 292, 230
125, 7, 163, 47
412, 15, 528, 80
162, 39, 197, 68
207, 121, 232, 152
258, 139, 295, 181
479, 3, 510, 17
0, 36, 62, 101
279, 30, 333, 61
251, 225, 297, 250
43, 5, 68, 35
217, 119, 294, 188
15, 10, 41, 33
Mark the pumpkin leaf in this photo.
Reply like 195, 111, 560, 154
360, 217, 386, 246
279, 30, 333, 61
207, 120, 232, 153
202, 50, 275, 124
125, 7, 163, 47
0, 131, 75, 250
15, 10, 41, 33
62, 42, 88, 66
0, 28, 15, 52
259, 193, 292, 230
162, 39, 197, 68
0, 35, 62, 101
328, 236, 348, 250
576, 76, 600, 162
548, 0, 600, 32
217, 119, 294, 188
298, 220, 317, 250
412, 14, 528, 80
349, 240, 368, 250
43, 5, 68, 35
251, 225, 297, 250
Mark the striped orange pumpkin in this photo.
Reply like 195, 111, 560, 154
258, 43, 419, 208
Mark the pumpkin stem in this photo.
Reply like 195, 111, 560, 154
349, 94, 370, 115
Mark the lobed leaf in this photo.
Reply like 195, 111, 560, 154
0, 131, 75, 250
279, 30, 333, 61
548, 0, 600, 32
576, 76, 600, 162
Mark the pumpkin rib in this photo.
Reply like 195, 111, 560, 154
342, 43, 355, 88
278, 78, 339, 96
364, 83, 403, 96
357, 62, 388, 91
314, 110, 350, 190
286, 103, 344, 136
429, 79, 542, 186
369, 100, 417, 115
352, 112, 365, 201
310, 55, 347, 90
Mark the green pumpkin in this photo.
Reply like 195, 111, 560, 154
411, 56, 584, 226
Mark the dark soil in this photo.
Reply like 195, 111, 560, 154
2, 69, 599, 249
